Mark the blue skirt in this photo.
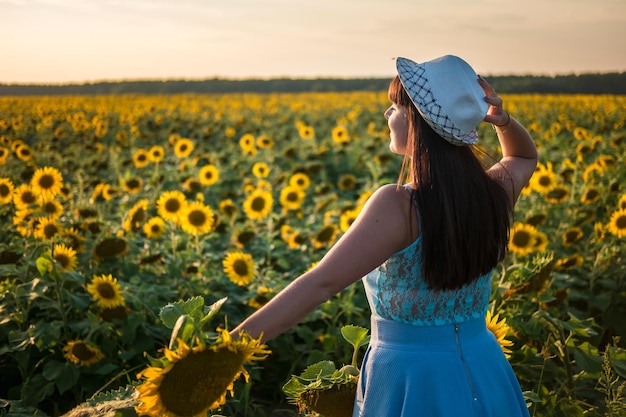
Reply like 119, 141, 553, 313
353, 316, 530, 417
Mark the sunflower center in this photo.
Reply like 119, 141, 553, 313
0, 184, 10, 197
316, 226, 335, 243
55, 254, 70, 268
512, 231, 531, 247
188, 210, 207, 226
158, 349, 244, 416
38, 174, 55, 189
94, 237, 128, 258
127, 179, 140, 189
97, 283, 116, 299
165, 199, 181, 213
72, 343, 96, 361
251, 197, 266, 212
586, 189, 599, 200
22, 191, 37, 205
233, 259, 249, 276
616, 215, 626, 229
287, 192, 298, 202
538, 175, 552, 187
44, 224, 59, 239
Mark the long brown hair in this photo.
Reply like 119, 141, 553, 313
389, 76, 512, 291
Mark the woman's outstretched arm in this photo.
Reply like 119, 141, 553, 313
230, 184, 415, 343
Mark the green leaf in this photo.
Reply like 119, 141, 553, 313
571, 342, 602, 377
169, 314, 196, 349
35, 256, 52, 277
298, 360, 337, 381
198, 297, 228, 329
42, 360, 65, 381
282, 377, 306, 399
55, 362, 80, 394
159, 296, 206, 329
341, 325, 370, 350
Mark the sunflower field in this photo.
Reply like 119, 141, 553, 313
0, 91, 625, 417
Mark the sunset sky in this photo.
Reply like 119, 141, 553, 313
1, 0, 625, 84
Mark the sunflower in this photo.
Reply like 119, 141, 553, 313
174, 138, 195, 158
63, 227, 85, 253
239, 134, 256, 153
340, 207, 361, 232
143, 216, 166, 239
0, 178, 14, 204
544, 185, 569, 204
135, 331, 269, 417
555, 254, 584, 270
582, 162, 604, 183
580, 186, 601, 205
123, 199, 150, 232
607, 208, 626, 238
87, 274, 125, 308
122, 176, 143, 194
529, 163, 558, 194
223, 251, 256, 286
331, 126, 350, 144
34, 216, 63, 241
92, 237, 128, 259
157, 190, 187, 222
248, 287, 273, 310
149, 145, 165, 162
38, 197, 64, 219
15, 144, 32, 161
218, 199, 238, 218
279, 185, 305, 211
243, 190, 273, 220
133, 149, 151, 168
618, 194, 626, 211
593, 222, 606, 242
287, 230, 307, 249
256, 135, 275, 149
30, 166, 64, 198
198, 165, 219, 186
312, 224, 339, 249
252, 162, 270, 178
289, 172, 311, 190
337, 174, 357, 191
533, 230, 550, 252
298, 124, 315, 140
486, 311, 513, 358
562, 227, 584, 247
52, 243, 78, 272
179, 201, 215, 235
232, 230, 256, 248
508, 222, 538, 256
63, 340, 104, 366
13, 183, 38, 209
0, 146, 9, 164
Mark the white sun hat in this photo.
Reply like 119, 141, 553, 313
395, 55, 488, 146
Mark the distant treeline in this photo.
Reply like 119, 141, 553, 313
1, 72, 625, 96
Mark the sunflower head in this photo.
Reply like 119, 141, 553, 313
135, 297, 270, 417
86, 274, 125, 309
486, 311, 514, 358
63, 340, 104, 366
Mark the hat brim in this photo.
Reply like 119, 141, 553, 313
396, 56, 485, 146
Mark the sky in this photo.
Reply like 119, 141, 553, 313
1, 0, 625, 84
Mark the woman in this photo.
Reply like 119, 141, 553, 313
231, 55, 537, 416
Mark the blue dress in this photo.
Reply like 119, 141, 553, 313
353, 204, 530, 416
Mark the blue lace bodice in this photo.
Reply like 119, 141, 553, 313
362, 235, 491, 326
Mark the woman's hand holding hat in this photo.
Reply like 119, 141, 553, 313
478, 75, 511, 130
